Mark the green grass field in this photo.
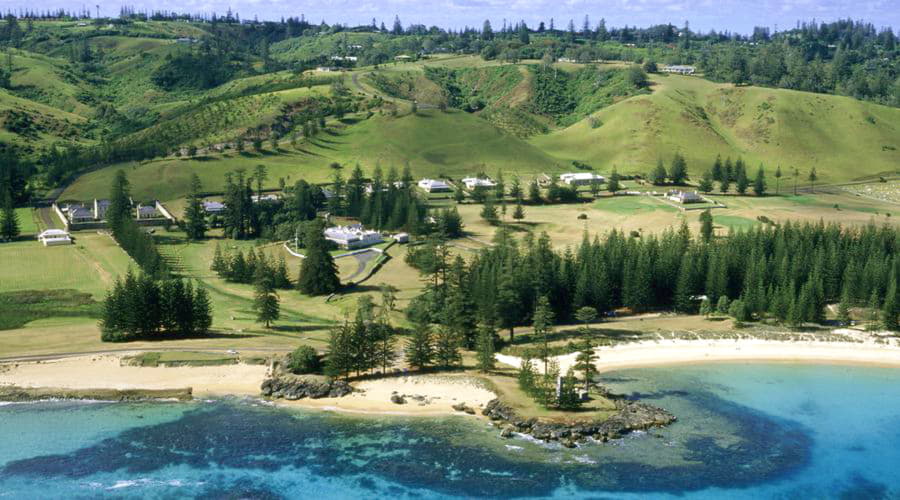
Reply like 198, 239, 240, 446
0, 232, 134, 298
13, 208, 40, 235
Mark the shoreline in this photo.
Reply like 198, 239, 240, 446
496, 338, 900, 374
3, 339, 900, 415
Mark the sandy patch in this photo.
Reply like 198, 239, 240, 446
277, 374, 497, 416
0, 355, 268, 398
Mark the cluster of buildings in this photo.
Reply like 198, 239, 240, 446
59, 199, 166, 224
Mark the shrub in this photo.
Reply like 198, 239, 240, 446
288, 345, 322, 374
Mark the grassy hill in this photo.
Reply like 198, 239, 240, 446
532, 74, 900, 183
61, 107, 563, 203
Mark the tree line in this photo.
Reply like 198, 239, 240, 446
107, 170, 168, 277
100, 270, 212, 341
406, 220, 900, 340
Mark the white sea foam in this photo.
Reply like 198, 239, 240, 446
504, 444, 524, 451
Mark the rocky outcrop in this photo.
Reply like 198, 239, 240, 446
481, 397, 675, 446
260, 377, 353, 400
390, 393, 406, 404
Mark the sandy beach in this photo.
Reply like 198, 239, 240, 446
276, 375, 498, 416
4, 337, 900, 413
496, 338, 900, 374
0, 355, 268, 398
0, 355, 497, 416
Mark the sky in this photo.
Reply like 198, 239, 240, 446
4, 0, 898, 34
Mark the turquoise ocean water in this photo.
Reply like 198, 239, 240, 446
1, 362, 899, 499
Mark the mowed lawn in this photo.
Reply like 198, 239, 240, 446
13, 208, 41, 236
0, 232, 134, 298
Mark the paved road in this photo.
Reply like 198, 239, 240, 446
345, 249, 379, 281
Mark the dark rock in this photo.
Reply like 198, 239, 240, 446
561, 439, 577, 449
500, 426, 514, 438
451, 402, 468, 412
390, 394, 406, 405
260, 377, 353, 401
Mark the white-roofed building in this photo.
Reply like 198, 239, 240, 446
559, 173, 606, 186
37, 229, 72, 246
202, 201, 226, 214
667, 190, 703, 203
418, 179, 452, 193
461, 177, 497, 190
661, 65, 696, 75
324, 224, 384, 249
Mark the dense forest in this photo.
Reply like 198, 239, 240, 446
405, 221, 900, 340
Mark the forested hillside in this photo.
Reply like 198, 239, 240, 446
0, 12, 898, 202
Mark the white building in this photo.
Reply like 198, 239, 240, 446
461, 177, 497, 190
393, 232, 409, 243
324, 224, 384, 249
251, 194, 280, 203
330, 55, 358, 62
418, 179, 452, 193
202, 201, 226, 214
667, 190, 703, 203
37, 229, 72, 246
66, 204, 94, 223
661, 65, 696, 75
559, 173, 605, 187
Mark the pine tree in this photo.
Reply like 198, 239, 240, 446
573, 339, 597, 391
528, 179, 542, 204
325, 320, 354, 379
253, 264, 280, 328
557, 368, 583, 410
297, 221, 340, 295
716, 295, 730, 315
184, 173, 206, 240
867, 290, 881, 331
651, 159, 668, 185
192, 284, 213, 335
480, 195, 498, 224
533, 296, 554, 373
698, 169, 714, 193
0, 189, 19, 242
512, 200, 525, 221
273, 255, 292, 289
574, 306, 597, 334
475, 323, 496, 372
211, 243, 226, 274
808, 168, 818, 194
607, 168, 621, 193
836, 285, 852, 326
753, 166, 767, 196
882, 276, 899, 331
405, 324, 434, 370
434, 326, 461, 368
668, 153, 688, 185
674, 254, 694, 313
700, 209, 714, 242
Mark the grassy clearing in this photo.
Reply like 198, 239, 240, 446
0, 232, 134, 298
124, 351, 239, 367
0, 290, 100, 331
13, 208, 40, 235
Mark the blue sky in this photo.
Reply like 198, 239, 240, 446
8, 0, 899, 34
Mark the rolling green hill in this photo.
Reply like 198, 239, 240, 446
61, 107, 564, 203
531, 74, 900, 183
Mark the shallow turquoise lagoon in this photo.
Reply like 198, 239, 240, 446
1, 363, 899, 498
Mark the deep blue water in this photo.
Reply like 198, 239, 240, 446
1, 363, 899, 499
